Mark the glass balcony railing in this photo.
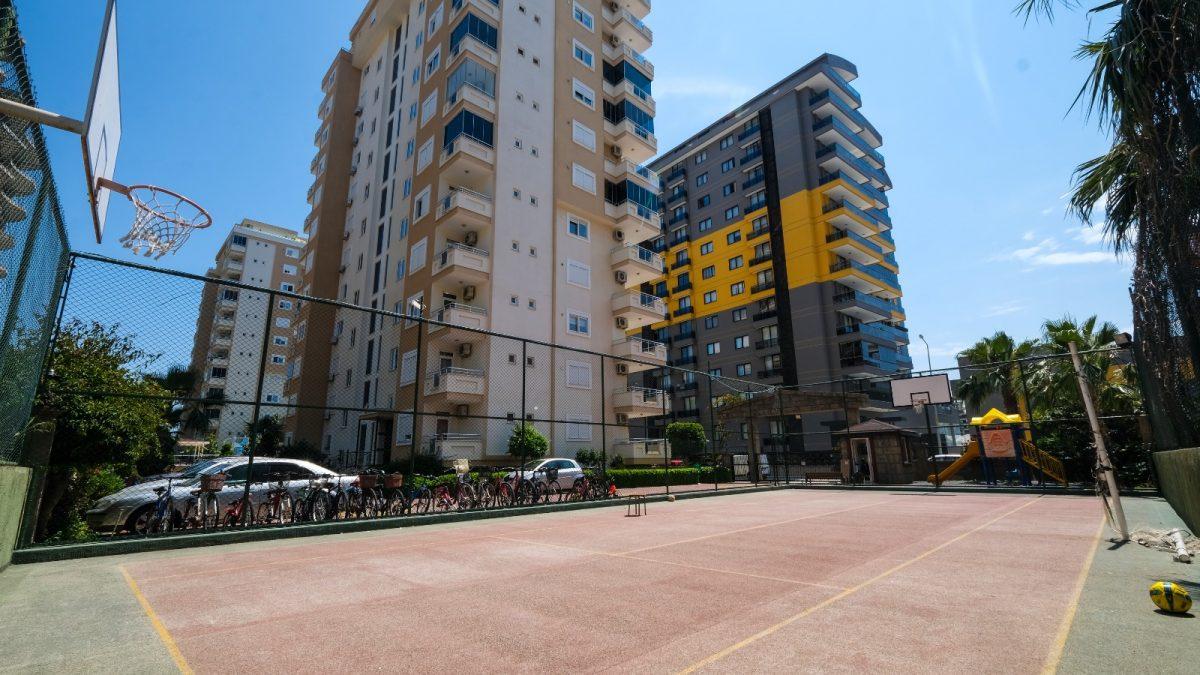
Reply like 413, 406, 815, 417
812, 115, 885, 168
824, 68, 862, 106
819, 171, 889, 208
737, 123, 761, 141
832, 289, 898, 316
808, 89, 869, 131
826, 228, 883, 256
816, 143, 891, 188
830, 259, 900, 290
823, 198, 883, 230
836, 322, 908, 344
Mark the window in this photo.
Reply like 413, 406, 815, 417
697, 195, 711, 208
421, 90, 438, 125
704, 315, 719, 329
568, 216, 589, 240
678, 296, 692, 310
572, 79, 595, 108
278, 299, 293, 310
573, 2, 594, 30
428, 3, 443, 33
571, 120, 596, 150
566, 360, 592, 388
567, 418, 592, 441
284, 247, 299, 258
734, 336, 750, 350
399, 350, 418, 384
280, 282, 295, 293
695, 151, 707, 164
417, 139, 434, 171
572, 163, 596, 193
424, 46, 441, 79
698, 217, 713, 232
414, 186, 431, 220
703, 290, 717, 304
273, 336, 288, 346
721, 158, 735, 173
702, 265, 715, 279
567, 312, 590, 336
736, 363, 752, 377
572, 40, 594, 69
271, 354, 287, 365
695, 173, 708, 187
728, 255, 743, 270
730, 281, 746, 295
275, 317, 291, 328
389, 348, 399, 371
723, 182, 735, 197
409, 237, 428, 271
733, 307, 748, 322
210, 366, 227, 378
231, 234, 247, 247
566, 259, 591, 288
720, 135, 734, 150
724, 205, 741, 221
700, 242, 714, 255
447, 57, 496, 99
706, 341, 721, 355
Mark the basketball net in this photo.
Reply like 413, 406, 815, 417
99, 179, 212, 259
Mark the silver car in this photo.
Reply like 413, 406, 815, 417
506, 458, 585, 490
86, 457, 345, 533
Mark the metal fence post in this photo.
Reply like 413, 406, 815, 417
240, 289, 277, 524
746, 386, 757, 485
520, 339, 527, 475
662, 384, 670, 496
408, 308, 424, 481
599, 354, 607, 476
777, 387, 788, 485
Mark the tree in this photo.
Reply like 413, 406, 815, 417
507, 423, 548, 461
1016, 0, 1200, 447
665, 421, 707, 461
35, 320, 172, 540
244, 415, 284, 458
955, 332, 1039, 413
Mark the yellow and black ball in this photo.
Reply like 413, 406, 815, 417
1149, 581, 1192, 614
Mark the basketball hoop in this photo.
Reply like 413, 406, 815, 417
98, 178, 211, 259
911, 393, 930, 416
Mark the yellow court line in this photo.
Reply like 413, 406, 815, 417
119, 566, 194, 675
621, 500, 894, 555
1040, 516, 1106, 674
676, 496, 1043, 674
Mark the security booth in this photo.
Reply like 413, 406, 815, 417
833, 419, 928, 485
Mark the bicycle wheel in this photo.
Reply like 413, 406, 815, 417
456, 484, 476, 512
478, 482, 497, 509
411, 487, 432, 514
279, 494, 294, 524
543, 480, 563, 503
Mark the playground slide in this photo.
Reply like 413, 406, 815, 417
927, 441, 979, 484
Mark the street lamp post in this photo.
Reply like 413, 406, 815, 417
917, 334, 941, 454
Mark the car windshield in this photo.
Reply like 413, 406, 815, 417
179, 459, 221, 478
521, 461, 545, 470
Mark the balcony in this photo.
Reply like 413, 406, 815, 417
740, 147, 763, 166
759, 368, 785, 379
436, 187, 494, 229
749, 252, 773, 267
213, 314, 235, 329
440, 135, 495, 173
604, 159, 659, 192
742, 174, 765, 191
221, 257, 244, 274
429, 302, 489, 341
670, 257, 690, 271
603, 77, 656, 114
748, 224, 770, 240
671, 280, 692, 294
210, 333, 232, 349
801, 66, 863, 108
663, 165, 686, 184
828, 260, 901, 296
450, 0, 500, 23
612, 337, 668, 372
603, 118, 657, 163
816, 143, 890, 190
808, 89, 878, 144
753, 309, 777, 322
813, 116, 885, 169
667, 210, 689, 227
836, 321, 910, 346
755, 337, 780, 351
432, 242, 491, 282
216, 296, 238, 311
443, 82, 496, 118
612, 0, 651, 20
672, 306, 694, 318
751, 279, 776, 294
737, 123, 761, 142
665, 189, 688, 206
819, 171, 888, 211
602, 6, 653, 53
611, 438, 667, 462
821, 198, 882, 237
611, 244, 664, 287
449, 33, 499, 68
424, 367, 486, 403
602, 42, 654, 79
612, 387, 670, 419
612, 292, 667, 330
604, 200, 661, 242
430, 434, 484, 460
833, 290, 896, 323
826, 229, 883, 265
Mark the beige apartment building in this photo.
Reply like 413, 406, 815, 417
283, 0, 662, 467
189, 219, 306, 449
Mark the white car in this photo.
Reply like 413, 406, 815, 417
506, 458, 585, 489
86, 457, 345, 534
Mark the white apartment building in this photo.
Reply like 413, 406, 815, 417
189, 219, 306, 448
289, 0, 663, 467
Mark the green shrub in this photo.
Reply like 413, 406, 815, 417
666, 422, 707, 460
508, 424, 549, 460
606, 466, 732, 488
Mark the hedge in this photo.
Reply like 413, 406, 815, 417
605, 467, 732, 488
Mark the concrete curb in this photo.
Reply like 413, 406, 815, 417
11, 484, 789, 564
783, 483, 1115, 497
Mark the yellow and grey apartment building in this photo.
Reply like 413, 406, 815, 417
637, 54, 911, 455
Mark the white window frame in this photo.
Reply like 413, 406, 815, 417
409, 237, 428, 272
566, 311, 591, 337
571, 120, 596, 151
571, 163, 596, 194
567, 417, 593, 441
399, 350, 419, 385
566, 259, 591, 289
420, 90, 439, 126
416, 139, 434, 172
572, 79, 595, 109
572, 40, 594, 69
565, 359, 593, 389
567, 216, 589, 241
572, 2, 594, 31
413, 186, 432, 221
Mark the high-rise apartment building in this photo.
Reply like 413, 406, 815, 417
283, 0, 660, 466
283, 50, 362, 449
189, 219, 306, 447
639, 54, 911, 457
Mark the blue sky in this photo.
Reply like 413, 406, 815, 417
20, 0, 1128, 373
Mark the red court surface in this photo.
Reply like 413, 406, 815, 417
107, 490, 1102, 673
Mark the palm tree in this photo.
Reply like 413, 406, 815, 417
148, 365, 209, 439
1036, 314, 1141, 414
1015, 0, 1200, 445
955, 332, 1040, 414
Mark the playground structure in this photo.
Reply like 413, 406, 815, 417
928, 409, 1067, 487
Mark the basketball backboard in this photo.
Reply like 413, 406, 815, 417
890, 373, 952, 409
81, 0, 121, 243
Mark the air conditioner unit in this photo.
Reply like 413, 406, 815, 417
463, 231, 479, 247
609, 34, 621, 47
354, 106, 363, 116
616, 363, 629, 376
613, 229, 626, 242
614, 270, 628, 285
459, 343, 473, 358
455, 404, 470, 417
615, 317, 629, 329
610, 145, 623, 158
616, 413, 629, 424
463, 285, 477, 302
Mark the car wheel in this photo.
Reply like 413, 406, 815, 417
125, 505, 154, 535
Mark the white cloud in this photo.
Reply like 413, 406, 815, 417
1035, 251, 1116, 265
981, 300, 1026, 317
1040, 206, 1057, 216
1068, 225, 1107, 246
1022, 230, 1036, 241
992, 234, 1119, 267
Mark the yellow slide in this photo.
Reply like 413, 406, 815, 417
927, 441, 979, 484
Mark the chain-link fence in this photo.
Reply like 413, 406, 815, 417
18, 252, 1155, 546
0, 0, 72, 465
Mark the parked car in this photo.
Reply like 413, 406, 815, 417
506, 458, 585, 489
85, 457, 346, 534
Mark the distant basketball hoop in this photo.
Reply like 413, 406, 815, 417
99, 179, 212, 259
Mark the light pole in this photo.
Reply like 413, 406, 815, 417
918, 334, 933, 373
917, 334, 941, 454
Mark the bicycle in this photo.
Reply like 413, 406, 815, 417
221, 483, 257, 527
182, 472, 225, 530
347, 470, 386, 519
431, 472, 475, 512
495, 467, 537, 507
292, 477, 333, 523
255, 473, 295, 525
533, 466, 564, 504
137, 477, 180, 535
566, 469, 615, 502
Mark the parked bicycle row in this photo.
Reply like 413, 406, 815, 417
85, 455, 617, 536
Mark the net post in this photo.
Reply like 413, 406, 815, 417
408, 305, 424, 481
662, 379, 670, 496
599, 353, 607, 482
240, 288, 277, 524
